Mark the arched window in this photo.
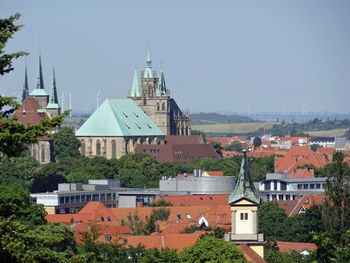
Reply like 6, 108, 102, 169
157, 103, 160, 111
81, 140, 86, 156
96, 140, 101, 156
111, 140, 116, 159
41, 145, 45, 163
162, 103, 165, 111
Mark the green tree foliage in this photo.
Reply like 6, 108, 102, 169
0, 183, 47, 226
138, 248, 180, 263
179, 235, 248, 263
265, 246, 307, 263
224, 141, 243, 152
253, 136, 262, 148
149, 199, 173, 207
30, 173, 67, 193
190, 129, 206, 142
53, 126, 81, 161
322, 152, 350, 245
210, 140, 224, 156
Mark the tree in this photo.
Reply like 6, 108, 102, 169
53, 126, 81, 161
179, 235, 248, 263
253, 136, 262, 148
322, 152, 350, 245
138, 248, 180, 263
30, 174, 67, 193
0, 13, 67, 157
225, 141, 243, 152
310, 144, 319, 152
210, 141, 224, 156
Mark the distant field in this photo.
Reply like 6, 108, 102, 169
192, 122, 277, 134
307, 129, 346, 137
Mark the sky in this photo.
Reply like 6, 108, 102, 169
1, 0, 350, 115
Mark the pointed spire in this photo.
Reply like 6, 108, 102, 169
157, 65, 167, 96
144, 49, 153, 78
22, 58, 29, 102
131, 68, 140, 97
46, 65, 60, 109
36, 50, 45, 90
228, 150, 260, 204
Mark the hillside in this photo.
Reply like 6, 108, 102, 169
190, 113, 257, 125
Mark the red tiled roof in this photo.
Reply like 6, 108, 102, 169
164, 135, 203, 145
135, 144, 220, 163
290, 195, 325, 216
206, 137, 248, 146
205, 171, 223, 176
162, 194, 229, 207
15, 98, 49, 126
276, 241, 316, 253
222, 150, 239, 158
121, 233, 201, 251
238, 243, 266, 263
276, 200, 299, 216
291, 169, 315, 179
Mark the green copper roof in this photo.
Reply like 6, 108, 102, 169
46, 66, 60, 109
130, 69, 140, 97
144, 50, 153, 78
229, 151, 261, 205
76, 99, 164, 137
29, 89, 48, 96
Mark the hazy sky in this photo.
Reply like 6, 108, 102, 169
1, 0, 350, 114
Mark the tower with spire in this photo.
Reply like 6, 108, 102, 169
128, 50, 191, 135
45, 66, 61, 118
29, 50, 49, 108
225, 150, 265, 258
22, 59, 29, 102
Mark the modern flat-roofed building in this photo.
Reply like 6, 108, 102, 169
258, 173, 326, 201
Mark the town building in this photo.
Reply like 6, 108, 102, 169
225, 150, 265, 259
258, 173, 326, 201
310, 137, 335, 148
127, 51, 191, 136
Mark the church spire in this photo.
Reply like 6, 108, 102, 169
36, 50, 45, 90
131, 68, 140, 97
229, 150, 260, 204
157, 65, 167, 97
144, 50, 153, 78
46, 65, 60, 109
22, 58, 29, 102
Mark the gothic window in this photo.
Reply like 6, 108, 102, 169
162, 103, 165, 111
157, 103, 160, 111
143, 96, 147, 105
111, 140, 116, 159
96, 140, 101, 156
41, 145, 45, 163
81, 140, 86, 156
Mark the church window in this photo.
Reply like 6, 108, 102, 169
41, 145, 45, 163
96, 140, 101, 156
111, 140, 116, 159
157, 103, 160, 111
240, 213, 248, 220
162, 103, 165, 111
81, 140, 86, 156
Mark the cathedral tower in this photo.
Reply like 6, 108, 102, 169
128, 51, 191, 135
46, 65, 61, 118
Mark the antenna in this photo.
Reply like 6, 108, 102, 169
69, 92, 72, 118
92, 90, 101, 110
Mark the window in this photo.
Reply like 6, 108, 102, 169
81, 195, 86, 202
298, 184, 302, 190
281, 182, 287, 191
310, 184, 315, 189
111, 140, 116, 159
60, 197, 64, 204
157, 103, 160, 111
96, 140, 101, 156
304, 184, 309, 190
101, 217, 105, 222
162, 103, 165, 111
100, 194, 105, 201
177, 214, 182, 220
240, 213, 248, 220
65, 196, 69, 204
81, 140, 85, 156
107, 217, 111, 222
272, 194, 277, 200
316, 184, 321, 189
266, 194, 270, 201
279, 194, 284, 200
105, 233, 111, 242
286, 195, 290, 200
322, 183, 326, 189
274, 180, 278, 190
70, 196, 75, 203
41, 145, 45, 163
265, 182, 271, 190
186, 214, 191, 219
107, 193, 112, 201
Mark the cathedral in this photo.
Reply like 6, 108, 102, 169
16, 51, 61, 164
127, 51, 191, 136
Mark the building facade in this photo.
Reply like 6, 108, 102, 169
128, 51, 191, 136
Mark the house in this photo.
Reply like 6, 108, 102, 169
277, 194, 325, 216
310, 137, 335, 148
276, 241, 316, 256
